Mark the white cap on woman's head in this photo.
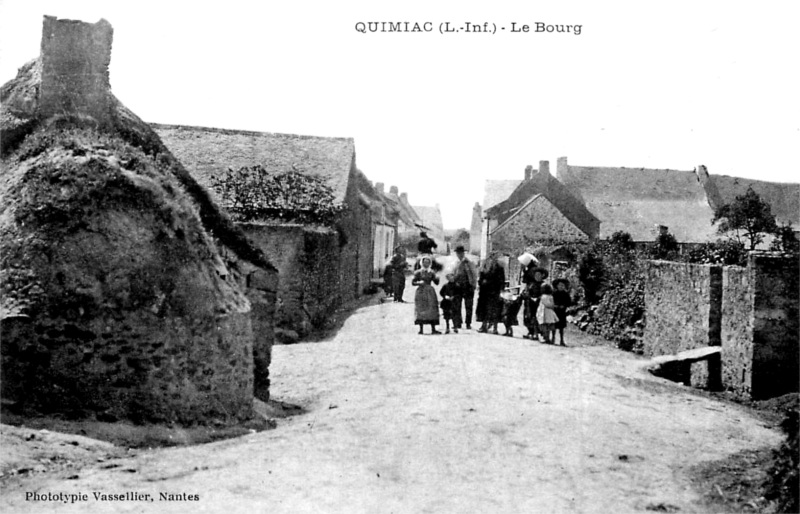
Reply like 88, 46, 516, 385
518, 252, 538, 267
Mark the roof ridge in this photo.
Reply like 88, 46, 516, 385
150, 122, 354, 143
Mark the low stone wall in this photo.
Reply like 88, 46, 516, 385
722, 253, 799, 399
644, 254, 798, 399
643, 261, 722, 357
720, 266, 753, 397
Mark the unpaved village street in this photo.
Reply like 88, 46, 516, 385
1, 283, 782, 514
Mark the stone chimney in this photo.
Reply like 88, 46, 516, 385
39, 16, 114, 121
375, 182, 384, 194
695, 164, 723, 210
400, 192, 408, 202
556, 157, 569, 179
539, 160, 550, 175
389, 185, 399, 195
524, 165, 534, 181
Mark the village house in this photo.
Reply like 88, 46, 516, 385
483, 161, 600, 284
555, 157, 720, 245
367, 183, 399, 278
373, 184, 430, 272
1, 17, 277, 425
153, 124, 375, 340
556, 157, 800, 248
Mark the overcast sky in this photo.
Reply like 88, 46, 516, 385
1, 0, 798, 229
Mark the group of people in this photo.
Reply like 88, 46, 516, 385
405, 244, 572, 345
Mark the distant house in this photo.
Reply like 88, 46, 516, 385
374, 184, 430, 264
484, 161, 600, 283
487, 161, 600, 246
556, 157, 719, 244
477, 178, 524, 259
469, 202, 482, 255
366, 184, 398, 277
152, 123, 375, 338
412, 204, 446, 253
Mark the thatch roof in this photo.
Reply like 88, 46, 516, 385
0, 61, 273, 271
152, 124, 355, 207
558, 163, 718, 243
709, 175, 800, 227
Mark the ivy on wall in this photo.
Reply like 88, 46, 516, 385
210, 166, 345, 224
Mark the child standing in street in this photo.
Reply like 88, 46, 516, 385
439, 273, 458, 334
552, 279, 572, 346
536, 283, 558, 344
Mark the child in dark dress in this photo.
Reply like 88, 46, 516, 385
500, 290, 523, 337
552, 279, 572, 346
439, 273, 458, 334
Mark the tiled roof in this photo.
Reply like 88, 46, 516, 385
558, 164, 718, 242
709, 175, 800, 226
151, 124, 355, 206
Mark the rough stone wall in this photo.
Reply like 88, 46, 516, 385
1, 16, 276, 424
643, 261, 722, 357
0, 137, 256, 424
221, 254, 278, 402
491, 196, 589, 255
645, 254, 797, 399
721, 265, 754, 397
241, 224, 306, 332
339, 163, 375, 300
2, 311, 253, 424
242, 223, 351, 338
750, 253, 799, 399
39, 16, 113, 121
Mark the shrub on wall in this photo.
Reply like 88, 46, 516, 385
683, 239, 747, 266
210, 166, 345, 224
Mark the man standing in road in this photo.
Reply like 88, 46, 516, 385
452, 245, 477, 330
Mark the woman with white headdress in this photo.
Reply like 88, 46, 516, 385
412, 255, 441, 334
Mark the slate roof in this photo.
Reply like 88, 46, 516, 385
557, 163, 718, 243
486, 170, 600, 238
152, 124, 355, 206
709, 175, 800, 227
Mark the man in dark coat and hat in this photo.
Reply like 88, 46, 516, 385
417, 231, 438, 255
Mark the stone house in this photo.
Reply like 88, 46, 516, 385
1, 16, 277, 425
483, 161, 600, 284
153, 124, 375, 338
372, 184, 430, 273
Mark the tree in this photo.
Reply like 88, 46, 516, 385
608, 231, 635, 253
769, 222, 800, 254
651, 232, 679, 261
712, 187, 778, 251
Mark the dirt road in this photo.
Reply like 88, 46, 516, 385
0, 287, 781, 513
